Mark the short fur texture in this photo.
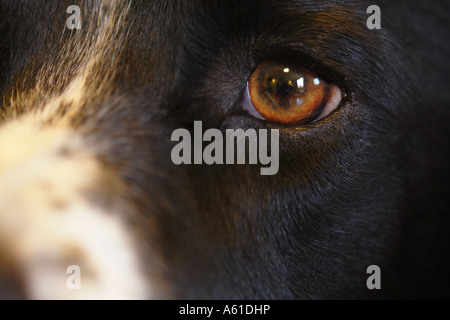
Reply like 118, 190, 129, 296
0, 0, 449, 299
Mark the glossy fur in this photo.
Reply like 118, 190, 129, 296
0, 0, 449, 299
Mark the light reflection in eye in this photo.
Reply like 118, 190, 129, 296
242, 60, 343, 125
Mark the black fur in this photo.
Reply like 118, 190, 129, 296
0, 0, 449, 299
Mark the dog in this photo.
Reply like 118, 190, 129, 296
0, 0, 449, 299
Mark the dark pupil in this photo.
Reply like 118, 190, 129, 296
277, 80, 295, 97
266, 77, 297, 97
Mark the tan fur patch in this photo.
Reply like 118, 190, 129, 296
0, 121, 151, 299
0, 1, 155, 299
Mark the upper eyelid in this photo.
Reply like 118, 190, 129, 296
248, 46, 348, 83
247, 53, 350, 101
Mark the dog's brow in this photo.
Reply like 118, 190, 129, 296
180, 1, 390, 93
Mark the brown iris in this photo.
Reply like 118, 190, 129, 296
248, 60, 332, 125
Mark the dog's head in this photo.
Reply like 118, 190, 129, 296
0, 0, 449, 299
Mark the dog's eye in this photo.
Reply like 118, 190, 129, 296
243, 60, 342, 125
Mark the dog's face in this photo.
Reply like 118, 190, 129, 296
0, 0, 449, 299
